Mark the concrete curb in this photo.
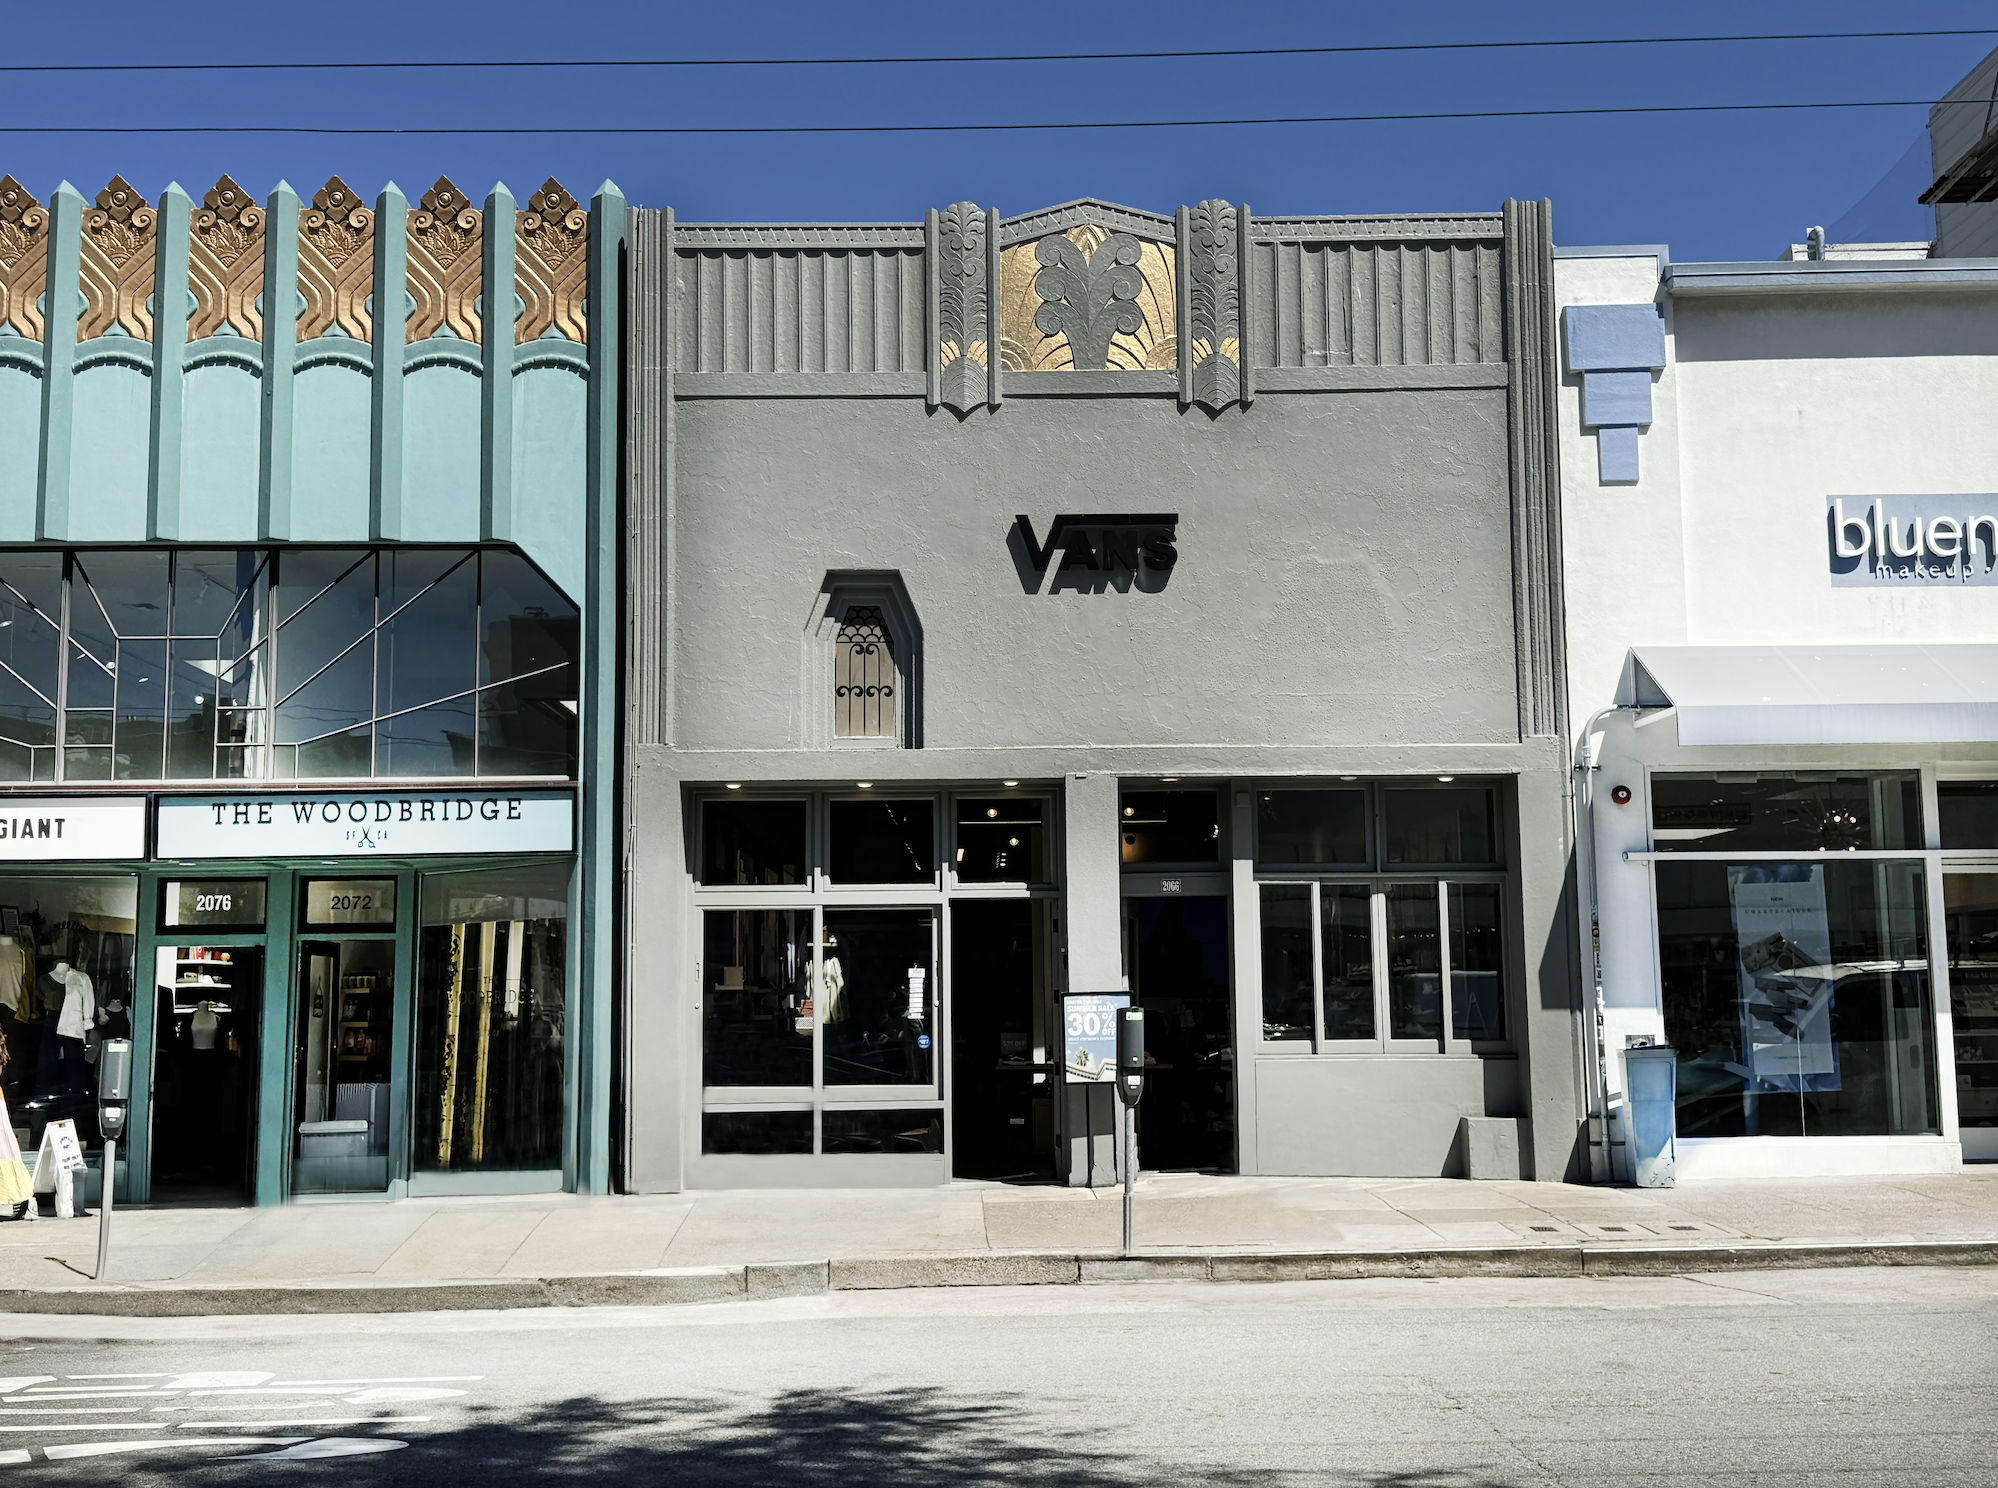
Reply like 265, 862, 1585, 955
6, 1239, 1994, 1316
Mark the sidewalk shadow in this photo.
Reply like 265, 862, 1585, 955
159, 1386, 1524, 1487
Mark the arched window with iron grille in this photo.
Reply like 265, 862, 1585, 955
833, 605, 897, 740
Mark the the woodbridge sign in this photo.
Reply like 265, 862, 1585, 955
156, 790, 575, 858
1828, 496, 1998, 586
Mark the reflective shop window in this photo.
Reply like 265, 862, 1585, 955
0, 547, 577, 784
821, 909, 935, 1087
1448, 882, 1505, 1042
1120, 790, 1220, 864
414, 864, 570, 1176
1257, 790, 1367, 866
1656, 859, 1937, 1138
0, 877, 136, 1174
823, 1108, 942, 1154
702, 1110, 812, 1155
1651, 773, 1921, 852
1321, 885, 1376, 1040
955, 798, 1049, 884
701, 800, 806, 887
1384, 789, 1497, 866
828, 799, 935, 885
1938, 781, 1998, 849
1385, 884, 1442, 1041
1943, 876, 1998, 1130
1258, 885, 1313, 1041
702, 909, 812, 1087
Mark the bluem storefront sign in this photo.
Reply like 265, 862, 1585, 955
156, 790, 575, 858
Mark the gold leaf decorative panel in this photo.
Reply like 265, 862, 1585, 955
78, 175, 156, 341
407, 176, 482, 343
516, 178, 587, 344
188, 175, 265, 340
298, 177, 375, 342
0, 176, 48, 340
998, 224, 1176, 372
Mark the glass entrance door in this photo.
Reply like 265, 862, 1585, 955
1122, 895, 1236, 1172
292, 877, 399, 1194
1944, 874, 1998, 1160
150, 942, 264, 1202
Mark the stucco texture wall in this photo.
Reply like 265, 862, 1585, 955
669, 388, 1520, 753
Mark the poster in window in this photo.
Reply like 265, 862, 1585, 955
1728, 865, 1840, 1092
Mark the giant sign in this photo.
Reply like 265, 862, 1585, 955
156, 790, 575, 859
0, 797, 146, 861
1828, 496, 1998, 586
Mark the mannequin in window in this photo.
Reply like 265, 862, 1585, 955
32, 961, 93, 1133
0, 1027, 31, 1220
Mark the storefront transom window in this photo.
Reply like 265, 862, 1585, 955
0, 547, 578, 783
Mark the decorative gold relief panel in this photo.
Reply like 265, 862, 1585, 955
515, 178, 587, 343
0, 176, 47, 340
407, 176, 481, 343
998, 224, 1175, 372
78, 176, 156, 341
297, 177, 374, 341
188, 175, 265, 340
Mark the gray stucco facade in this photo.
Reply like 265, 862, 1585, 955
620, 198, 1584, 1190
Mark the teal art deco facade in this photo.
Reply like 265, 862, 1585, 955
0, 172, 625, 1205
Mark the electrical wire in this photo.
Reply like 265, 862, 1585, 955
0, 99, 1954, 137
0, 28, 1991, 74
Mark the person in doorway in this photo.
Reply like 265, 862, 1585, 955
0, 1029, 35, 1221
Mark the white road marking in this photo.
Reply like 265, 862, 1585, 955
0, 1449, 25, 1465
0, 1408, 142, 1414
177, 1417, 432, 1429
63, 1374, 171, 1380
257, 1377, 480, 1386
215, 1439, 409, 1460
0, 1382, 52, 1395
0, 1424, 159, 1432
45, 1438, 308, 1460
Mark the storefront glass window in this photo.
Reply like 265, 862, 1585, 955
1448, 882, 1505, 1041
828, 800, 935, 884
1322, 884, 1376, 1040
955, 798, 1049, 883
1943, 875, 1998, 1131
1258, 884, 1313, 1041
1120, 790, 1219, 863
1938, 782, 1998, 849
702, 909, 812, 1086
1385, 883, 1442, 1041
1651, 773, 1920, 852
1656, 859, 1937, 1138
1384, 789, 1497, 866
823, 1108, 942, 1153
0, 547, 576, 784
0, 877, 137, 1186
1257, 790, 1367, 866
413, 864, 570, 1175
700, 801, 806, 887
0, 552, 62, 781
821, 909, 934, 1086
702, 1110, 812, 1154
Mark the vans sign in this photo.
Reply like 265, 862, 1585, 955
1828, 496, 1998, 586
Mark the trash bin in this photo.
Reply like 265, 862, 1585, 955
1623, 1045, 1677, 1188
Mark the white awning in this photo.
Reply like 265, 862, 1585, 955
1622, 644, 1998, 746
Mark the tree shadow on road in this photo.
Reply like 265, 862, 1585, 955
150, 1385, 1528, 1488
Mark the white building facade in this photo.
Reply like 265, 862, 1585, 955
1557, 246, 1998, 1181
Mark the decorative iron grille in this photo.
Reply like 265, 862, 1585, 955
833, 606, 896, 740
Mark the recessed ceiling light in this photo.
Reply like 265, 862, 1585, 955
1437, 775, 1454, 783
1161, 777, 1178, 782
1002, 780, 1018, 786
986, 808, 998, 818
1340, 776, 1357, 782
857, 782, 873, 789
724, 783, 742, 790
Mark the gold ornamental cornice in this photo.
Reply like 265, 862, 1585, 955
298, 176, 375, 342
0, 176, 48, 340
407, 176, 482, 344
516, 178, 586, 343
78, 175, 156, 341
189, 175, 266, 340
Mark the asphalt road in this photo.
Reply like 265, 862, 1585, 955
1, 1266, 1993, 1485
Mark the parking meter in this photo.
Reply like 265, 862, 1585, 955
1115, 1008, 1145, 1108
1114, 1008, 1144, 1254
94, 1039, 132, 1281
96, 1039, 132, 1141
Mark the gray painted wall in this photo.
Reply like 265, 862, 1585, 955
620, 198, 1584, 1192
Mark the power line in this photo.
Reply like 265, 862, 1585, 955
0, 28, 1992, 75
0, 99, 1952, 136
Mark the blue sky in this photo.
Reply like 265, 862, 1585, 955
4, 1, 1994, 261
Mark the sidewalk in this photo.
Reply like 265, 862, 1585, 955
6, 1170, 1996, 1315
